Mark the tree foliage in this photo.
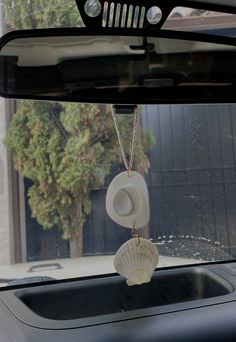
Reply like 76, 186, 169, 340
6, 101, 154, 239
4, 0, 84, 30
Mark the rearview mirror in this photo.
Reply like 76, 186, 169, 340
0, 29, 235, 104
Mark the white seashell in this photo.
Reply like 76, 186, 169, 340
114, 238, 159, 286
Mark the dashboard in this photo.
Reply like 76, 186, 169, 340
1, 262, 236, 341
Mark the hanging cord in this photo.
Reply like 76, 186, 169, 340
111, 105, 142, 243
131, 225, 141, 246
111, 105, 140, 175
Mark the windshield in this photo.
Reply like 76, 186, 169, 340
0, 1, 236, 288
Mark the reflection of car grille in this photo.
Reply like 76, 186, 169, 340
102, 2, 146, 28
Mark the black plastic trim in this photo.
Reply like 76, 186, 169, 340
0, 28, 236, 104
75, 0, 236, 30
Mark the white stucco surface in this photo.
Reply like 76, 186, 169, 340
0, 2, 12, 265
0, 93, 12, 265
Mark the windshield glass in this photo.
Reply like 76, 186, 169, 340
0, 1, 236, 288
0, 100, 235, 287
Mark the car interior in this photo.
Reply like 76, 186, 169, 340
1, 0, 236, 341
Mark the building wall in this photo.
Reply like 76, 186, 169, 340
0, 98, 13, 264
0, 1, 14, 265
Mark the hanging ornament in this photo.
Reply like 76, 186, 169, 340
106, 170, 150, 228
114, 237, 159, 286
106, 105, 159, 286
106, 105, 150, 228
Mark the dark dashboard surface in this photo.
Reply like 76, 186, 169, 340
1, 262, 236, 341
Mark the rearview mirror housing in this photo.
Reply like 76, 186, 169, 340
0, 28, 235, 104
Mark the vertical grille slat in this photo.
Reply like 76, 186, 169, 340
114, 3, 121, 27
139, 6, 146, 28
102, 1, 109, 27
124, 4, 130, 28
118, 3, 123, 27
108, 2, 115, 27
127, 5, 134, 28
102, 2, 146, 28
130, 5, 136, 28
133, 6, 140, 28
121, 4, 128, 27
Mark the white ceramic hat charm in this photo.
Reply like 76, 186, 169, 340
114, 238, 159, 286
106, 171, 150, 229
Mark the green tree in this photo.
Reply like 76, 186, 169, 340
4, 0, 84, 30
6, 101, 154, 256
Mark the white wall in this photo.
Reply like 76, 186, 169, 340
0, 100, 13, 264
0, 1, 14, 265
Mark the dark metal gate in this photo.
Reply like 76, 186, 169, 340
25, 178, 70, 261
142, 104, 236, 259
84, 104, 236, 259
83, 184, 131, 255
